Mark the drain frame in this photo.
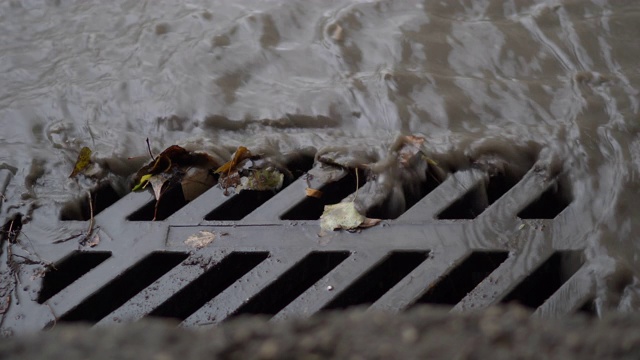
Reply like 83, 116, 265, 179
0, 159, 590, 333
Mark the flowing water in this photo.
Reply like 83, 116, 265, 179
1, 0, 640, 313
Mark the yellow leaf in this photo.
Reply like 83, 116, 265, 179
215, 146, 251, 174
69, 147, 92, 178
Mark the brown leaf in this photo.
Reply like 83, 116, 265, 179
398, 135, 425, 166
305, 188, 323, 198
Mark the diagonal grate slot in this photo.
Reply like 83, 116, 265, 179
148, 252, 269, 321
58, 252, 188, 323
37, 251, 112, 303
230, 251, 350, 317
60, 184, 122, 221
413, 251, 509, 306
366, 163, 447, 220
437, 170, 525, 220
127, 185, 188, 221
323, 251, 429, 310
518, 177, 572, 219
205, 191, 277, 221
501, 251, 583, 308
436, 184, 486, 220
280, 170, 365, 220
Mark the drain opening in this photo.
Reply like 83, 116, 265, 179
205, 156, 315, 221
412, 251, 509, 306
58, 252, 187, 323
148, 252, 269, 321
280, 170, 365, 220
436, 183, 486, 220
230, 251, 350, 318
366, 164, 447, 220
60, 184, 121, 221
37, 251, 112, 303
577, 298, 597, 316
518, 176, 572, 219
501, 251, 583, 308
322, 251, 429, 310
127, 185, 188, 221
205, 191, 277, 221
437, 170, 524, 220
1, 214, 23, 244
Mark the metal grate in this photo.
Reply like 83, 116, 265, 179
0, 155, 594, 334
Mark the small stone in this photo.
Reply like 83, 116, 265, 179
327, 285, 334, 291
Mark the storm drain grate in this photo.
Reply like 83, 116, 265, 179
0, 153, 595, 334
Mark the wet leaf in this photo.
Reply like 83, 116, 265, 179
320, 202, 381, 232
305, 188, 323, 198
185, 230, 216, 249
215, 146, 251, 174
398, 135, 425, 166
69, 147, 92, 178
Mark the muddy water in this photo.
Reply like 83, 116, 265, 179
1, 1, 640, 312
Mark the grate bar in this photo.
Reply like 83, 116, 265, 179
369, 247, 469, 312
398, 169, 485, 222
181, 248, 312, 327
96, 252, 229, 326
273, 249, 390, 320
533, 265, 595, 318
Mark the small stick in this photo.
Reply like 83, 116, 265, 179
146, 138, 156, 161
353, 168, 360, 203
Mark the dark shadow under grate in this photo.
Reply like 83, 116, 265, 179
437, 171, 524, 220
38, 251, 112, 303
518, 178, 572, 219
501, 251, 583, 308
231, 251, 350, 317
60, 184, 122, 221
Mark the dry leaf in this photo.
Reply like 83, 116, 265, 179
185, 230, 216, 249
85, 234, 100, 247
320, 202, 381, 232
305, 188, 323, 198
215, 146, 251, 174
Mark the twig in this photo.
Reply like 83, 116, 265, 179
353, 168, 360, 203
79, 191, 95, 246
146, 138, 156, 161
